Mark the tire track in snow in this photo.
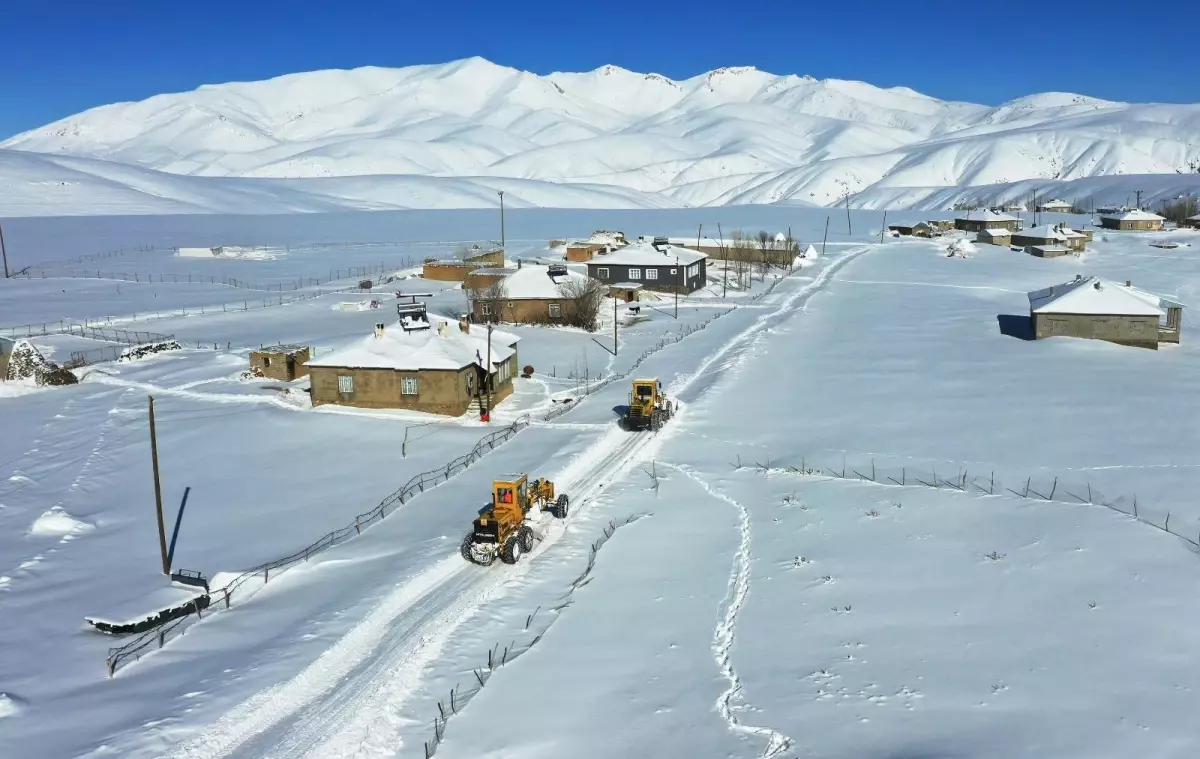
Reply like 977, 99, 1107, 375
670, 464, 792, 759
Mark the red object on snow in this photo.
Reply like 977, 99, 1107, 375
480, 410, 490, 422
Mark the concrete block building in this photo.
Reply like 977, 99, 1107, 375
1028, 276, 1183, 350
587, 241, 707, 294
1099, 210, 1165, 231
249, 345, 311, 382
954, 210, 1021, 233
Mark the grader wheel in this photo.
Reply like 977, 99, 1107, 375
519, 525, 536, 552
500, 535, 523, 564
463, 533, 495, 566
553, 494, 570, 519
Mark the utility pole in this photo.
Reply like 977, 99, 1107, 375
1135, 189, 1143, 210
718, 222, 727, 298
0, 219, 9, 279
483, 323, 493, 422
845, 193, 852, 235
674, 254, 680, 319
822, 216, 830, 257
497, 191, 505, 252
613, 296, 618, 354
879, 211, 887, 244
148, 396, 169, 575
696, 223, 702, 251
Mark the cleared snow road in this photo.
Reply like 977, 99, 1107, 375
164, 246, 873, 759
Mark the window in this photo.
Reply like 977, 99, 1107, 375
645, 269, 658, 280
628, 268, 641, 280
481, 303, 491, 316
596, 267, 609, 279
670, 268, 677, 275
337, 374, 354, 394
548, 303, 562, 318
687, 264, 699, 278
401, 376, 419, 395
262, 356, 271, 367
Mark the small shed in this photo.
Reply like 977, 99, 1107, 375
976, 228, 1012, 246
610, 282, 644, 302
1028, 275, 1183, 349
1099, 210, 1165, 231
1026, 245, 1071, 258
1186, 214, 1200, 229
250, 344, 312, 382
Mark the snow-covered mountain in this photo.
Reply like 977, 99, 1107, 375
4, 57, 1200, 215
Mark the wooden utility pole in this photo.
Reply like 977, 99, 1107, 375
822, 216, 830, 256
845, 193, 852, 235
674, 254, 680, 319
497, 191, 506, 251
148, 396, 169, 575
613, 296, 618, 354
0, 219, 9, 279
1135, 189, 1143, 210
483, 323, 493, 422
718, 223, 727, 298
696, 223, 702, 251
879, 211, 888, 243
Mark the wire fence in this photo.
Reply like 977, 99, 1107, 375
105, 413, 532, 677
12, 259, 409, 292
731, 451, 1200, 551
421, 512, 650, 758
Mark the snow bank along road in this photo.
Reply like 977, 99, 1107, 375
164, 247, 873, 759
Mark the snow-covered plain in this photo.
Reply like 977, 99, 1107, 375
3, 58, 1200, 216
2, 208, 1200, 759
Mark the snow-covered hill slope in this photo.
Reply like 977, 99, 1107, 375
4, 57, 1199, 215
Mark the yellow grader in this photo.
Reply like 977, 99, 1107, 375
462, 473, 569, 566
623, 377, 674, 431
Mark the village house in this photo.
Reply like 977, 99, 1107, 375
421, 248, 505, 282
1186, 214, 1200, 229
471, 262, 592, 325
306, 305, 520, 416
1012, 223, 1088, 253
1028, 275, 1183, 350
1100, 209, 1165, 231
1027, 245, 1071, 258
1037, 199, 1073, 213
954, 209, 1021, 233
248, 344, 311, 382
975, 228, 1012, 247
587, 240, 708, 294
666, 233, 795, 265
565, 231, 627, 262
888, 222, 937, 238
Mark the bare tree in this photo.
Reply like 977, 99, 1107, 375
1158, 196, 1198, 225
728, 231, 753, 291
556, 276, 607, 332
467, 278, 508, 323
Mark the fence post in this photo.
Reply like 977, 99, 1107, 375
224, 588, 230, 608
355, 516, 361, 535
1165, 512, 1171, 533
264, 566, 269, 583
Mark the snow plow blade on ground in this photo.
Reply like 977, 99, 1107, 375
623, 377, 674, 431
462, 474, 568, 566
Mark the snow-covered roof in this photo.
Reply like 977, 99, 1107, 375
570, 230, 625, 247
979, 228, 1012, 236
307, 314, 518, 371
1040, 199, 1072, 208
589, 241, 707, 266
1017, 224, 1069, 241
1028, 277, 1179, 316
1101, 209, 1164, 221
957, 209, 1019, 223
611, 282, 644, 289
1187, 214, 1200, 221
498, 265, 589, 299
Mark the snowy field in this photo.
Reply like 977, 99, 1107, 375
3, 209, 1200, 759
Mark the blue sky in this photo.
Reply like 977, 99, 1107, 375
2, 0, 1196, 139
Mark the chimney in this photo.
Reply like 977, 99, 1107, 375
459, 314, 470, 333
1075, 274, 1082, 281
1126, 280, 1132, 287
374, 323, 385, 339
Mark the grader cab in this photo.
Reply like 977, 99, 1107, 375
624, 377, 674, 431
462, 473, 569, 566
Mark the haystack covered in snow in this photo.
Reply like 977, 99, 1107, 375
1028, 275, 1183, 349
1100, 209, 1164, 231
306, 310, 520, 415
471, 262, 592, 325
954, 209, 1020, 232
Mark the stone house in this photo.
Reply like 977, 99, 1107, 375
587, 241, 708, 294
1037, 199, 1073, 213
421, 248, 505, 282
976, 228, 1012, 247
472, 263, 593, 325
954, 210, 1021, 233
1099, 210, 1165, 231
249, 344, 311, 382
306, 309, 520, 415
1012, 223, 1088, 252
888, 222, 937, 238
1028, 275, 1184, 350
565, 231, 626, 262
